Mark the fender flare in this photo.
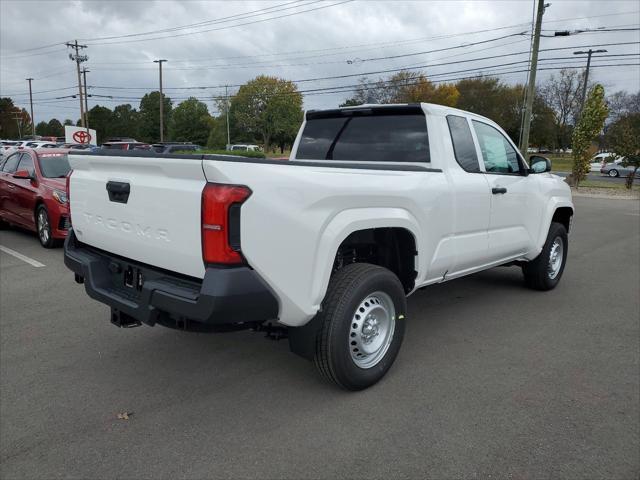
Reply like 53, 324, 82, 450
535, 197, 574, 252
308, 207, 421, 311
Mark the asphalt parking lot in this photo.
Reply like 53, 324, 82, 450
1, 196, 638, 479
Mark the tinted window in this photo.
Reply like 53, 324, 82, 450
297, 113, 430, 162
17, 153, 35, 175
472, 121, 521, 174
2, 153, 21, 173
38, 154, 71, 178
447, 115, 480, 172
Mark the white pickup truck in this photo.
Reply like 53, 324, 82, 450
64, 103, 573, 390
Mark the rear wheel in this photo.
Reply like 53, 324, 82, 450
314, 263, 406, 390
522, 222, 568, 291
608, 169, 619, 177
36, 205, 59, 248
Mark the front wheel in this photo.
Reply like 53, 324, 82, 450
522, 222, 568, 291
36, 205, 59, 248
314, 263, 406, 390
608, 169, 619, 177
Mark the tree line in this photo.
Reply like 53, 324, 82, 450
1, 69, 638, 155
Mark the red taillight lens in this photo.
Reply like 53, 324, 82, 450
201, 183, 251, 265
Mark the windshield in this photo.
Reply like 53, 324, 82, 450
38, 153, 71, 178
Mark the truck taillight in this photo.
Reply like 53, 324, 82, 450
201, 183, 251, 265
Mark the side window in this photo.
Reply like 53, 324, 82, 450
446, 115, 480, 172
472, 121, 521, 174
2, 153, 21, 173
17, 153, 35, 175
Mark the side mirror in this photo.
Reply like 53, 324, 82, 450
13, 169, 34, 180
529, 155, 551, 174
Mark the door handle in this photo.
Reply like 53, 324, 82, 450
492, 187, 507, 194
106, 181, 130, 204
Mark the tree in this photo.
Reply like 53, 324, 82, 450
35, 121, 49, 136
571, 84, 609, 186
456, 77, 522, 143
87, 105, 114, 144
230, 75, 303, 151
0, 98, 30, 139
47, 118, 64, 137
63, 119, 74, 126
607, 113, 640, 189
606, 90, 640, 124
138, 91, 172, 143
112, 104, 139, 139
341, 71, 459, 107
540, 69, 586, 149
170, 97, 212, 145
206, 116, 228, 149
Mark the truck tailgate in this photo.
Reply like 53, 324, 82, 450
68, 153, 207, 278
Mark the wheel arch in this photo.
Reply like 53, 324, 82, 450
536, 199, 574, 252
309, 207, 421, 313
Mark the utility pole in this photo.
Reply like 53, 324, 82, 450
153, 59, 167, 142
574, 49, 607, 114
26, 78, 35, 138
519, 0, 549, 157
66, 40, 88, 127
225, 85, 230, 149
81, 68, 90, 129
11, 113, 23, 139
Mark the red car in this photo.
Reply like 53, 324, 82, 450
0, 148, 71, 248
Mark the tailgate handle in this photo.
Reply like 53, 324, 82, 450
106, 181, 130, 204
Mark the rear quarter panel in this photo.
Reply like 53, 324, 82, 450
202, 160, 451, 326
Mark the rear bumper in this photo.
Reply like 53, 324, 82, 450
64, 229, 279, 330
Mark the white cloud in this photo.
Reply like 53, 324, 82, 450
1, 0, 638, 121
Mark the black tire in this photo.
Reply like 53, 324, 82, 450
314, 263, 406, 390
608, 169, 619, 178
522, 222, 568, 291
35, 205, 59, 248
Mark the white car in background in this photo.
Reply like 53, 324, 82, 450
590, 152, 616, 172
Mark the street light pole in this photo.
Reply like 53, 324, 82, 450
573, 49, 607, 114
519, 0, 549, 157
26, 78, 35, 138
154, 59, 167, 142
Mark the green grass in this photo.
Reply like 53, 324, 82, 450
578, 180, 639, 191
548, 155, 573, 173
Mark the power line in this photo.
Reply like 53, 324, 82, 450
85, 40, 640, 92
26, 57, 639, 105
78, 1, 307, 42
85, 0, 354, 46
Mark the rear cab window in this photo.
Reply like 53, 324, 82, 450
446, 115, 480, 173
296, 106, 430, 163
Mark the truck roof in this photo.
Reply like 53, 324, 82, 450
306, 102, 499, 126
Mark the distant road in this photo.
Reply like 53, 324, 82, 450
554, 172, 629, 184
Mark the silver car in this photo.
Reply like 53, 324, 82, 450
600, 159, 638, 178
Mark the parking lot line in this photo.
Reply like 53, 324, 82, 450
0, 245, 45, 268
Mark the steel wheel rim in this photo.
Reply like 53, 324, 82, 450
547, 236, 564, 280
349, 291, 396, 369
38, 210, 50, 244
